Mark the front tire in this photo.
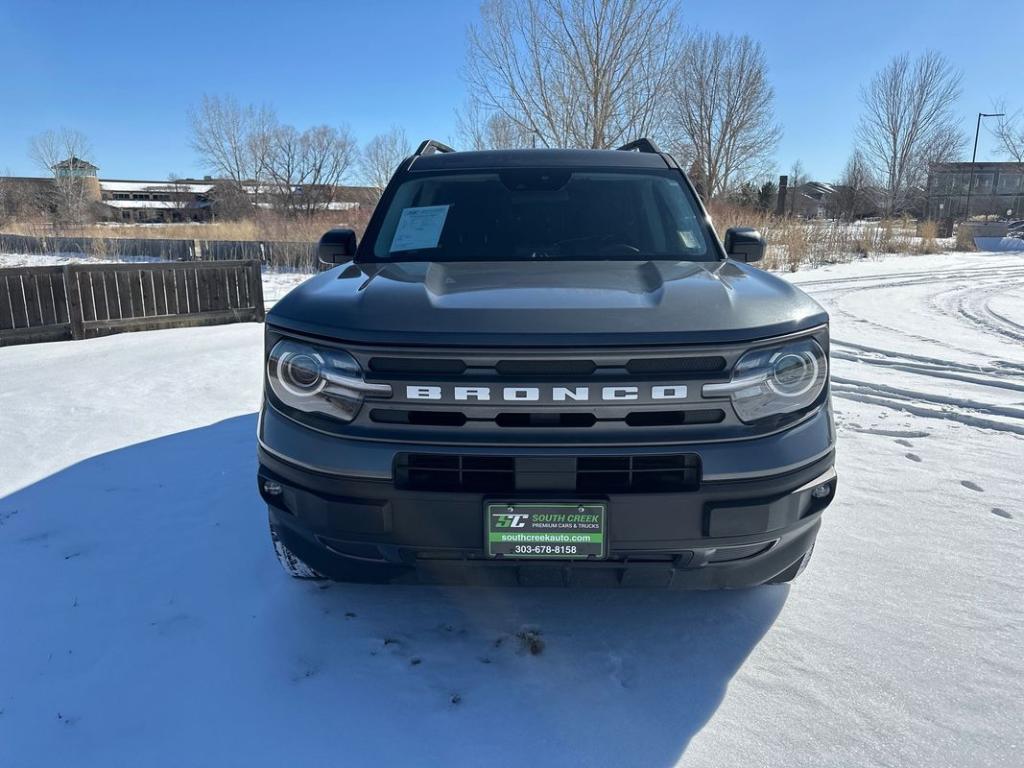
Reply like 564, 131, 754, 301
269, 519, 324, 579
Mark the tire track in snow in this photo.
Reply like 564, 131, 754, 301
831, 385, 1024, 436
952, 282, 1024, 344
820, 271, 1024, 360
797, 264, 1024, 292
830, 349, 1024, 392
986, 300, 1024, 333
831, 339, 1024, 377
808, 255, 1024, 436
831, 377, 1024, 421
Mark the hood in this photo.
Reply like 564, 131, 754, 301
268, 260, 828, 346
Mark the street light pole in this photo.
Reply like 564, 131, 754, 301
965, 112, 1005, 220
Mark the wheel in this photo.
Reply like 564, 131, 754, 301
269, 520, 324, 579
766, 544, 814, 585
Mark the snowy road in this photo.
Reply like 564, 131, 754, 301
0, 252, 1021, 767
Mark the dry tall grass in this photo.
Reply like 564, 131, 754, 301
954, 223, 977, 252
4, 210, 373, 244
706, 202, 956, 272
3, 204, 962, 274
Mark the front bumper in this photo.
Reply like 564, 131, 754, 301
258, 441, 836, 588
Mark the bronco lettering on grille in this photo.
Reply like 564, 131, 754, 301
404, 385, 688, 401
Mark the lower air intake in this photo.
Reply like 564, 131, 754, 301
394, 453, 701, 494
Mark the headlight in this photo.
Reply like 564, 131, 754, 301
702, 337, 827, 423
267, 339, 391, 423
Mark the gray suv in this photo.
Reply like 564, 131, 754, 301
257, 139, 836, 588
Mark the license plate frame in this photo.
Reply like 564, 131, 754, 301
485, 501, 607, 560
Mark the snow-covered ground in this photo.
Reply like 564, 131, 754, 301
0, 252, 163, 268
261, 268, 312, 308
0, 251, 1021, 767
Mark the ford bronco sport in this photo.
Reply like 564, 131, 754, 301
258, 139, 836, 588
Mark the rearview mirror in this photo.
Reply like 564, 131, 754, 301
318, 228, 358, 267
724, 227, 765, 263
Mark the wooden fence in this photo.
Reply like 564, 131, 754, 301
0, 260, 265, 346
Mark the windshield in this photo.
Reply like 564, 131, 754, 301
363, 168, 714, 262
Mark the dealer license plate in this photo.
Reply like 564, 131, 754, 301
485, 502, 606, 559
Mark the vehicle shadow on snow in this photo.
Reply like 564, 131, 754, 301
0, 415, 787, 768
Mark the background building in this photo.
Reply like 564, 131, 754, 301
0, 159, 378, 224
926, 162, 1024, 221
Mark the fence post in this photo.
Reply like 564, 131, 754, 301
248, 260, 265, 321
193, 239, 203, 261
64, 264, 85, 340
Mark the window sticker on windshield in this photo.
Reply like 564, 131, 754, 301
390, 205, 450, 252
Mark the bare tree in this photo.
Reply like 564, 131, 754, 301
455, 98, 536, 150
265, 124, 357, 217
263, 124, 303, 213
788, 160, 807, 188
0, 172, 12, 225
787, 159, 806, 215
455, 97, 538, 150
830, 149, 877, 220
856, 51, 965, 215
756, 179, 777, 213
188, 95, 276, 210
668, 33, 781, 199
358, 127, 412, 199
207, 180, 252, 220
29, 128, 98, 226
166, 174, 198, 221
465, 0, 680, 149
991, 105, 1024, 164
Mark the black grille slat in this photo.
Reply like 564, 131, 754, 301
395, 453, 700, 494
369, 358, 467, 374
495, 360, 597, 376
406, 455, 459, 469
632, 455, 700, 470
462, 456, 515, 471
370, 409, 467, 427
679, 409, 727, 424
708, 542, 772, 563
577, 457, 629, 472
369, 356, 726, 377
625, 356, 726, 374
624, 409, 725, 427
398, 455, 516, 492
495, 412, 597, 428
372, 408, 723, 428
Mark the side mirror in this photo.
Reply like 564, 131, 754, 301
724, 227, 765, 263
318, 228, 358, 267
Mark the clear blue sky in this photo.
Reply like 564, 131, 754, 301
1, 0, 1021, 181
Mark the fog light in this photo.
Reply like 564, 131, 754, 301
262, 480, 283, 496
811, 482, 832, 499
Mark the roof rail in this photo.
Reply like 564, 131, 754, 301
414, 139, 455, 157
617, 138, 663, 154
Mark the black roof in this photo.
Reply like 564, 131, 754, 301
410, 147, 673, 172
